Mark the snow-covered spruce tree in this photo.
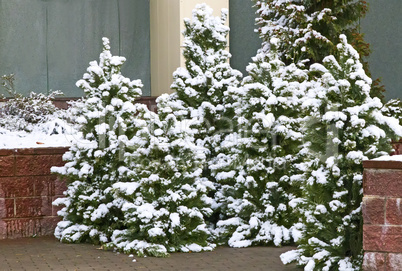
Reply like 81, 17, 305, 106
160, 4, 242, 185
254, 0, 384, 99
254, 0, 368, 63
52, 38, 146, 244
211, 37, 309, 247
281, 35, 402, 271
107, 94, 215, 257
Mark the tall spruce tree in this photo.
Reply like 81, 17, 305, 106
52, 38, 146, 243
254, 0, 384, 99
211, 38, 309, 247
160, 3, 242, 172
158, 4, 242, 226
281, 35, 402, 270
106, 94, 216, 257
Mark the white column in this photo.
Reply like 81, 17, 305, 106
150, 0, 229, 96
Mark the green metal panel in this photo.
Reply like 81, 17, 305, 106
361, 0, 402, 100
47, 0, 120, 97
0, 0, 150, 97
119, 0, 151, 96
229, 0, 261, 76
0, 0, 48, 95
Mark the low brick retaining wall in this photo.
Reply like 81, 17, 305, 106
362, 159, 402, 270
0, 147, 67, 239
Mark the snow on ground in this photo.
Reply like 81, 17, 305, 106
0, 131, 76, 149
0, 120, 79, 149
372, 155, 402, 162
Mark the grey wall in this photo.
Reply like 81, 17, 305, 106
0, 0, 150, 97
229, 0, 261, 76
361, 0, 402, 100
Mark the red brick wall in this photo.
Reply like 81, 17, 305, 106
391, 139, 402, 155
362, 160, 402, 271
0, 147, 68, 239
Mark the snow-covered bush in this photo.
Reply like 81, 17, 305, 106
52, 37, 146, 244
211, 38, 308, 247
281, 35, 402, 271
107, 94, 215, 257
0, 74, 64, 132
158, 4, 242, 204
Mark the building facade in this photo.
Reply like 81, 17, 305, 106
0, 0, 400, 100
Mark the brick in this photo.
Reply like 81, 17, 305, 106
15, 198, 46, 218
363, 160, 402, 170
386, 253, 402, 271
54, 177, 67, 195
363, 225, 402, 253
15, 155, 63, 176
41, 197, 54, 217
13, 147, 69, 156
0, 220, 6, 239
386, 198, 402, 225
51, 154, 66, 167
39, 217, 62, 236
362, 196, 385, 225
1, 217, 61, 239
396, 143, 402, 153
0, 156, 14, 177
34, 147, 69, 155
0, 177, 35, 198
3, 218, 42, 238
0, 199, 6, 218
3, 198, 15, 218
0, 149, 14, 156
362, 252, 386, 271
391, 142, 402, 155
14, 148, 35, 155
363, 169, 402, 197
34, 176, 56, 197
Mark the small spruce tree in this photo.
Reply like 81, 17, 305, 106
211, 38, 308, 247
107, 94, 215, 257
52, 38, 146, 244
281, 35, 402, 271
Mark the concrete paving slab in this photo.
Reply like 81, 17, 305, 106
0, 236, 301, 271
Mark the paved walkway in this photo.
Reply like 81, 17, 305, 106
0, 236, 300, 271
